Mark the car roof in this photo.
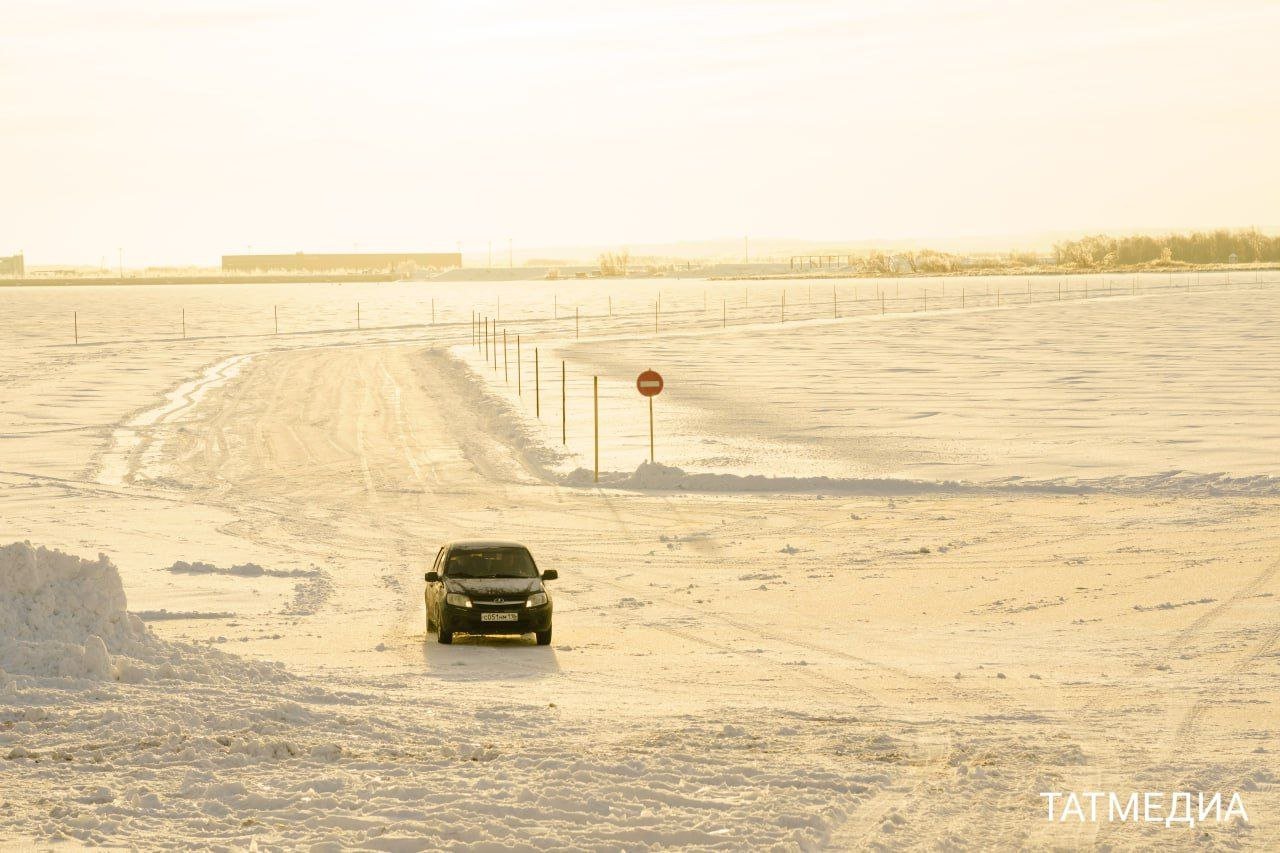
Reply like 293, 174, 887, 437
445, 540, 529, 551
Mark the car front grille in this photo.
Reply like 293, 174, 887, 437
472, 597, 526, 607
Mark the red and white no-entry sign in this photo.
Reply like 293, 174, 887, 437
637, 369, 664, 397
637, 369, 663, 463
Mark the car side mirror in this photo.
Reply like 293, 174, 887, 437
540, 569, 558, 581
425, 571, 440, 583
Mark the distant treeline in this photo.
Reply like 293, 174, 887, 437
1052, 229, 1280, 268
869, 228, 1280, 275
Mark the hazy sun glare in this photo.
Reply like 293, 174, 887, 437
3, 0, 1279, 264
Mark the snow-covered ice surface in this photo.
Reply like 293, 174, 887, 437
1, 274, 1278, 849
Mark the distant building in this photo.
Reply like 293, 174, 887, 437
1228, 252, 1239, 264
0, 253, 23, 276
222, 252, 462, 274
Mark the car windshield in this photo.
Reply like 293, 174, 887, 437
445, 547, 537, 578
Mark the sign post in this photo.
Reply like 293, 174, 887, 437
636, 369, 664, 464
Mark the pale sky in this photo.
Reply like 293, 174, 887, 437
3, 0, 1279, 266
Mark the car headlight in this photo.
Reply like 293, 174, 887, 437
525, 592, 548, 608
445, 593, 473, 608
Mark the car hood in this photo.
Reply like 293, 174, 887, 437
445, 577, 542, 597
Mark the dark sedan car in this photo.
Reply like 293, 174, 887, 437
424, 540, 557, 645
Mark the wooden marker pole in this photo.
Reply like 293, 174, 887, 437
503, 329, 508, 383
357, 302, 361, 330
561, 361, 567, 445
833, 286, 837, 318
880, 293, 885, 315
431, 298, 435, 325
483, 317, 488, 360
534, 348, 541, 416
722, 299, 726, 328
181, 308, 186, 339
654, 300, 658, 334
781, 290, 786, 323
648, 396, 654, 464
593, 375, 599, 483
274, 305, 278, 335
961, 289, 965, 308
517, 335, 522, 396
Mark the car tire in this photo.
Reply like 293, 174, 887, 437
437, 615, 454, 645
535, 628, 552, 646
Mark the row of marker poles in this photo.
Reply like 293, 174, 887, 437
58, 272, 1266, 347
499, 337, 649, 485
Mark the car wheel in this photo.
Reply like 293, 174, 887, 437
437, 615, 454, 645
535, 628, 552, 646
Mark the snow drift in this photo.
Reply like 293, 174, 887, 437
0, 542, 284, 685
565, 460, 974, 494
165, 560, 319, 578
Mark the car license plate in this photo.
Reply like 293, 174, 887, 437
481, 612, 518, 622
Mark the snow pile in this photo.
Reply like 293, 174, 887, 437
0, 542, 285, 685
0, 542, 149, 680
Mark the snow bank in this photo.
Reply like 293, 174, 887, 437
566, 460, 972, 495
0, 542, 285, 685
581, 462, 1280, 496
